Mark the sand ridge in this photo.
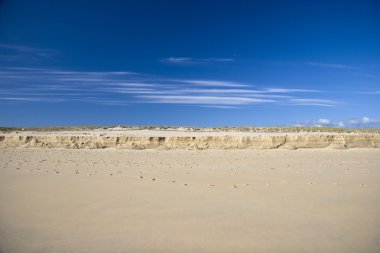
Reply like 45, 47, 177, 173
1, 130, 380, 149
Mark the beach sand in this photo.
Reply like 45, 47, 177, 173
1, 147, 380, 253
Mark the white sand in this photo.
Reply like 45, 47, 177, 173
1, 148, 380, 253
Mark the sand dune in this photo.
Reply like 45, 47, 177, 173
1, 128, 380, 149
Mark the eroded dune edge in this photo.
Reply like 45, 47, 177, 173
1, 134, 380, 149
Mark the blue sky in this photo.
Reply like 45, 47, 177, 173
0, 0, 379, 127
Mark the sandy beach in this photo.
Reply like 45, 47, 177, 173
2, 0, 379, 252
1, 146, 380, 253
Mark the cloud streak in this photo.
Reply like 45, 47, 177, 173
0, 44, 58, 62
306, 61, 359, 70
176, 80, 248, 87
288, 98, 341, 107
163, 57, 235, 65
0, 67, 340, 108
0, 44, 59, 64
139, 95, 273, 105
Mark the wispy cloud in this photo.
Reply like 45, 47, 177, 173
288, 98, 341, 107
264, 88, 320, 93
306, 61, 359, 70
317, 118, 330, 125
358, 90, 380, 95
0, 97, 65, 102
176, 80, 248, 87
0, 67, 341, 108
138, 95, 273, 105
201, 105, 238, 109
294, 116, 380, 128
0, 44, 58, 62
163, 57, 235, 65
348, 116, 380, 128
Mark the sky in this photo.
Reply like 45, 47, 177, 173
0, 0, 379, 127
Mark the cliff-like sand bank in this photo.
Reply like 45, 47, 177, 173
1, 127, 379, 149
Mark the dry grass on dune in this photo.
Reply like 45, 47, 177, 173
1, 125, 380, 133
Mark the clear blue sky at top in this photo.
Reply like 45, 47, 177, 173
0, 0, 379, 127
